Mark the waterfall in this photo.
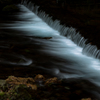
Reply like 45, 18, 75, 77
1, 0, 100, 93
21, 0, 100, 60
18, 0, 100, 88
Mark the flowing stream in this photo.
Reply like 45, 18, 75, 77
0, 2, 100, 98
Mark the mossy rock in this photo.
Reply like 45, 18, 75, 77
0, 80, 6, 87
8, 84, 32, 100
0, 91, 7, 100
2, 4, 19, 14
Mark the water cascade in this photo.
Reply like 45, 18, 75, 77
1, 0, 100, 96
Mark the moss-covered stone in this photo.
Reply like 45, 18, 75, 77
0, 91, 7, 100
7, 84, 32, 100
0, 75, 98, 100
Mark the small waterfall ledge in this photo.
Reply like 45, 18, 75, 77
21, 0, 100, 60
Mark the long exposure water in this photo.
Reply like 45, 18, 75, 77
1, 3, 100, 98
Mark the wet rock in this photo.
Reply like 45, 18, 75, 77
45, 77, 58, 85
26, 84, 37, 90
34, 74, 45, 81
34, 74, 45, 87
6, 76, 35, 85
42, 37, 52, 39
0, 91, 6, 100
6, 76, 17, 83
0, 75, 98, 100
5, 76, 37, 91
7, 84, 33, 100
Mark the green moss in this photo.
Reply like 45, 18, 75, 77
0, 91, 5, 96
0, 91, 7, 100
8, 85, 32, 100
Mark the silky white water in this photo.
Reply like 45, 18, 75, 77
1, 3, 100, 94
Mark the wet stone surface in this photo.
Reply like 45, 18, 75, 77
0, 75, 99, 100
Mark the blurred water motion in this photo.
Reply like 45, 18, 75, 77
1, 4, 100, 90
